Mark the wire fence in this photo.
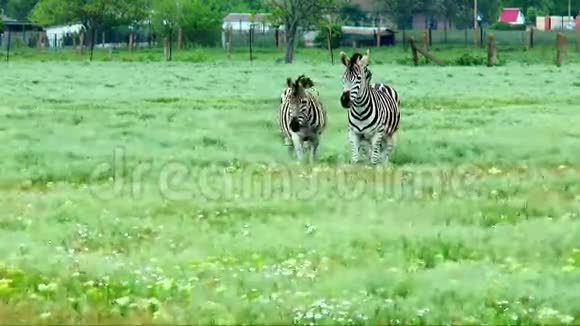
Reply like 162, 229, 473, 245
1, 27, 578, 53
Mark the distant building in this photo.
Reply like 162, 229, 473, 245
499, 8, 525, 24
223, 13, 272, 32
1, 14, 44, 48
44, 23, 84, 48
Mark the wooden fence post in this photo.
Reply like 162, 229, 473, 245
79, 31, 84, 55
487, 33, 495, 67
409, 37, 419, 66
473, 28, 479, 48
163, 37, 169, 60
556, 32, 566, 66
249, 26, 253, 62
327, 26, 334, 64
177, 27, 183, 49
422, 30, 427, 51
226, 26, 232, 61
576, 17, 580, 51
129, 32, 134, 52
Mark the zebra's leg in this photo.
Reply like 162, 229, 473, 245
381, 134, 395, 163
309, 135, 319, 162
291, 132, 304, 161
348, 129, 361, 164
362, 139, 372, 161
284, 137, 294, 157
370, 132, 385, 165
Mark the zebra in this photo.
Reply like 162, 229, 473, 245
277, 75, 327, 162
339, 49, 401, 165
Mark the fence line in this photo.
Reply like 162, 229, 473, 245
1, 27, 578, 52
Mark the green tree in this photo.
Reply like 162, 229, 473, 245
0, 19, 4, 33
30, 0, 149, 60
6, 0, 38, 20
151, 0, 223, 58
268, 0, 336, 64
377, 0, 422, 29
339, 2, 367, 26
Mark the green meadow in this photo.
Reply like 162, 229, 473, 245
0, 54, 579, 324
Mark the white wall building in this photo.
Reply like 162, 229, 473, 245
44, 23, 84, 47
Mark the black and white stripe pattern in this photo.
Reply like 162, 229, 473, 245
277, 75, 327, 161
339, 50, 401, 164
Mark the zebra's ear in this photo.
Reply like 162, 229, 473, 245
340, 52, 349, 67
286, 77, 293, 88
360, 49, 370, 67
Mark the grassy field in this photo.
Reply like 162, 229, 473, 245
0, 57, 580, 324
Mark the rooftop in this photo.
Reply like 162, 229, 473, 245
224, 13, 271, 23
499, 8, 522, 22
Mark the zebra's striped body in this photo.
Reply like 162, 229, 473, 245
340, 50, 401, 165
277, 75, 327, 161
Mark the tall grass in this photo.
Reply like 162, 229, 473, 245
0, 61, 579, 324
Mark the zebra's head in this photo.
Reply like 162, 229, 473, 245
285, 75, 314, 133
339, 49, 371, 108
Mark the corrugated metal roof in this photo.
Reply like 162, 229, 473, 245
224, 13, 271, 23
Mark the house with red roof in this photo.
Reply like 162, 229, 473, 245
499, 8, 525, 24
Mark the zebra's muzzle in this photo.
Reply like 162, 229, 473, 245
290, 117, 301, 132
340, 91, 351, 108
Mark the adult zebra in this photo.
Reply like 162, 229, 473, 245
339, 50, 400, 165
277, 75, 327, 162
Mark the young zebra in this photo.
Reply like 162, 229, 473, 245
339, 49, 401, 165
277, 75, 327, 162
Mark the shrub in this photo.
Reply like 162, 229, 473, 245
490, 22, 526, 31
454, 52, 485, 66
0, 19, 4, 34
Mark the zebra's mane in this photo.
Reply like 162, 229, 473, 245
348, 52, 372, 81
349, 53, 363, 70
289, 75, 315, 96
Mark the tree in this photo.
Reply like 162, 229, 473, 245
339, 2, 367, 26
151, 0, 223, 59
0, 19, 4, 34
30, 0, 149, 61
268, 0, 336, 63
5, 0, 38, 20
378, 0, 422, 29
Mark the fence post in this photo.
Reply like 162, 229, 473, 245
556, 32, 566, 66
576, 15, 580, 51
6, 31, 11, 62
177, 28, 182, 49
473, 28, 479, 47
327, 26, 334, 64
129, 32, 134, 52
487, 33, 495, 66
409, 37, 419, 66
422, 30, 427, 51
249, 26, 253, 62
79, 31, 85, 55
163, 36, 169, 60
226, 26, 232, 61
